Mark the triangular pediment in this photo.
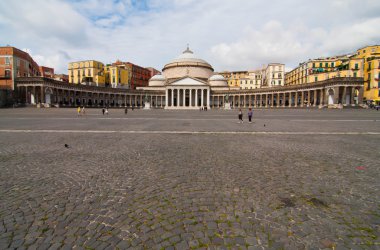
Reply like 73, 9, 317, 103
168, 77, 208, 86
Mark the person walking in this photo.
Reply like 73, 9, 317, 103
102, 108, 105, 115
238, 108, 243, 123
125, 106, 128, 115
248, 107, 253, 123
82, 106, 86, 115
105, 108, 109, 115
77, 106, 81, 116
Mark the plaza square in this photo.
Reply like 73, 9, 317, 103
0, 108, 379, 249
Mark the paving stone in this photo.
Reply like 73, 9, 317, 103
0, 108, 379, 249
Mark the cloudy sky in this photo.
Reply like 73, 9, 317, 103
1, 0, 379, 74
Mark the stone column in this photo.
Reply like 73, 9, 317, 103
183, 89, 185, 107
271, 94, 274, 107
207, 89, 210, 109
282, 93, 286, 107
342, 86, 347, 105
307, 90, 311, 107
190, 89, 192, 107
301, 91, 304, 107
171, 89, 174, 107
201, 89, 204, 107
177, 90, 180, 107
313, 90, 317, 106
333, 87, 340, 104
41, 86, 45, 103
319, 89, 324, 106
295, 92, 298, 107
276, 93, 279, 107
358, 87, 364, 104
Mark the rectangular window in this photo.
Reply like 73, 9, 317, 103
353, 72, 357, 77
355, 63, 358, 69
325, 63, 328, 67
112, 76, 115, 83
319, 63, 322, 67
312, 63, 315, 68
5, 69, 11, 78
5, 57, 10, 65
315, 76, 318, 82
332, 62, 335, 67
279, 80, 281, 85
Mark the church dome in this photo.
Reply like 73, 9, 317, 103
149, 74, 166, 86
208, 74, 228, 86
162, 46, 214, 80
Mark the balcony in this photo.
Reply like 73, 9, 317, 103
0, 74, 11, 79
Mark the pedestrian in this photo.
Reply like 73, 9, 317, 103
77, 106, 81, 116
248, 107, 253, 123
82, 106, 85, 115
102, 108, 105, 115
105, 108, 109, 115
238, 108, 243, 123
132, 105, 134, 111
125, 106, 128, 115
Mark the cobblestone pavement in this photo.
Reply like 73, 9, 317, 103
0, 108, 379, 249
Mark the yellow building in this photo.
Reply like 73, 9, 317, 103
354, 45, 380, 104
286, 56, 364, 85
307, 57, 364, 83
104, 64, 130, 88
68, 60, 105, 86
219, 71, 248, 88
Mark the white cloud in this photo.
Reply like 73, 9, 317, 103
0, 0, 379, 74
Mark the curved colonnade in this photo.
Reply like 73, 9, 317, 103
16, 77, 364, 108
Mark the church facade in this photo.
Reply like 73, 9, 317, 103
137, 46, 235, 109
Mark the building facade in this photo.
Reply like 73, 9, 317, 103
54, 74, 69, 82
0, 46, 40, 90
39, 66, 54, 78
146, 67, 161, 78
127, 63, 151, 89
263, 63, 285, 87
285, 51, 372, 102
104, 64, 129, 88
355, 45, 380, 104
219, 64, 283, 90
68, 60, 105, 86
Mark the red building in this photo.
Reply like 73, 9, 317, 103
0, 46, 40, 90
146, 67, 161, 78
126, 63, 151, 89
54, 74, 69, 82
39, 66, 54, 78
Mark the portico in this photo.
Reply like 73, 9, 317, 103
165, 77, 210, 109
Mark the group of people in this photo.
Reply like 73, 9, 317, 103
76, 106, 86, 116
238, 108, 253, 123
102, 107, 109, 115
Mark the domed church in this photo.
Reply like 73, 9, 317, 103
138, 46, 235, 109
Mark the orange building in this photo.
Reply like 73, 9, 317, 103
39, 66, 54, 78
0, 46, 40, 90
